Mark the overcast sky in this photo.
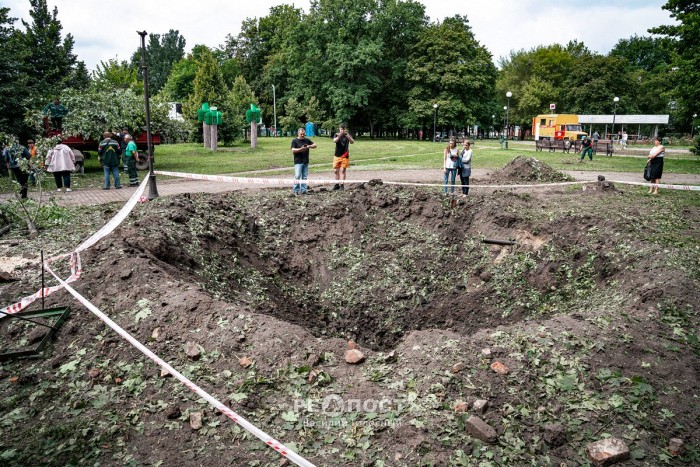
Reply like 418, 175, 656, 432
3, 0, 675, 71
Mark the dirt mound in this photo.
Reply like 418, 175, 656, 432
491, 155, 574, 183
1, 183, 698, 466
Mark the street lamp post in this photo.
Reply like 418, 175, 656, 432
491, 114, 495, 139
271, 84, 277, 137
611, 96, 620, 141
138, 30, 159, 200
692, 113, 697, 139
433, 103, 438, 143
505, 91, 512, 149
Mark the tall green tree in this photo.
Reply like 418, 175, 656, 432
609, 35, 675, 115
92, 58, 143, 93
407, 15, 496, 133
496, 44, 581, 127
162, 45, 212, 102
131, 29, 186, 95
0, 8, 28, 136
650, 1, 699, 133
21, 0, 77, 100
223, 5, 303, 128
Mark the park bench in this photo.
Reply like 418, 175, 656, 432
593, 139, 614, 156
535, 139, 574, 153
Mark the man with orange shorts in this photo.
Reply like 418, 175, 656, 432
333, 123, 354, 190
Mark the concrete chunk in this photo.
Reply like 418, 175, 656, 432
585, 438, 630, 466
466, 415, 497, 443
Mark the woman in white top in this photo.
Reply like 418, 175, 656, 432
443, 137, 459, 193
647, 136, 665, 195
46, 137, 76, 192
459, 139, 473, 195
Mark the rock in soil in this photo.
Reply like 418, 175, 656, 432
454, 401, 469, 413
451, 362, 465, 373
668, 438, 684, 456
466, 415, 497, 443
472, 399, 488, 414
490, 361, 509, 375
185, 342, 200, 359
344, 349, 365, 364
238, 356, 253, 368
585, 438, 630, 466
189, 412, 202, 430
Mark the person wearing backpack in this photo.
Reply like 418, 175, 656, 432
98, 131, 123, 189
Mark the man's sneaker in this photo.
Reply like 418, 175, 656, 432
103, 187, 110, 190
339, 185, 345, 191
116, 186, 123, 189
56, 188, 62, 192
333, 184, 340, 191
65, 188, 72, 192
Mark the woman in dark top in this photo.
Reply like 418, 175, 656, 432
647, 136, 665, 195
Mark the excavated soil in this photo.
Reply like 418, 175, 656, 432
0, 158, 698, 466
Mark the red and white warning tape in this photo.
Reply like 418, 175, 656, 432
2, 175, 314, 466
43, 262, 315, 467
155, 170, 700, 191
2, 176, 150, 316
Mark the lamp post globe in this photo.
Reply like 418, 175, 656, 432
611, 96, 619, 141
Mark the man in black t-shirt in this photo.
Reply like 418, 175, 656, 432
290, 127, 317, 194
332, 123, 355, 190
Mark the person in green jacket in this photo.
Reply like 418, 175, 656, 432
97, 132, 123, 189
123, 134, 141, 186
43, 98, 68, 131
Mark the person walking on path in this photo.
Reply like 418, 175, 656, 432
647, 136, 665, 195
443, 137, 459, 193
46, 137, 76, 192
3, 141, 31, 198
290, 127, 316, 195
580, 135, 593, 162
621, 131, 628, 149
332, 123, 354, 191
123, 134, 140, 186
98, 132, 123, 190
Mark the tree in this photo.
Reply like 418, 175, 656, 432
92, 58, 142, 93
131, 29, 186, 95
162, 45, 212, 102
222, 4, 303, 129
184, 48, 228, 142
21, 0, 77, 99
0, 8, 28, 136
407, 15, 496, 134
224, 75, 256, 142
650, 1, 699, 133
497, 43, 582, 128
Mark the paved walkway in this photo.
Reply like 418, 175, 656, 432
2, 169, 699, 207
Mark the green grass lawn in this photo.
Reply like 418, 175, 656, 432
2, 137, 699, 192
